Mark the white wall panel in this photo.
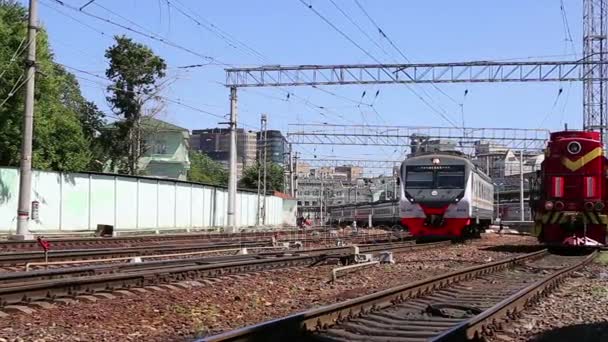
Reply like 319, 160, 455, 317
215, 190, 227, 226
175, 184, 191, 227
191, 185, 205, 227
116, 177, 137, 229
60, 174, 90, 230
0, 168, 19, 232
30, 170, 61, 231
0, 167, 285, 232
90, 175, 115, 229
157, 181, 175, 228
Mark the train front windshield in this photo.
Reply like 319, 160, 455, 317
405, 165, 465, 189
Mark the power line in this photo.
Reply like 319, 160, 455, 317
170, 0, 268, 61
0, 35, 29, 81
299, 0, 458, 127
0, 73, 28, 109
40, 1, 108, 37
60, 63, 260, 129
328, 0, 394, 60
46, 0, 226, 66
352, 0, 460, 106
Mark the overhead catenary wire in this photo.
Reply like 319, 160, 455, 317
60, 63, 259, 129
352, 0, 460, 107
0, 35, 28, 82
299, 0, 459, 128
0, 73, 28, 109
46, 0, 227, 66
162, 0, 365, 127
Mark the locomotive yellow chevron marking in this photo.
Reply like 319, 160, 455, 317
599, 214, 608, 225
549, 212, 562, 224
561, 147, 603, 171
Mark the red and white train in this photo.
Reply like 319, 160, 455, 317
328, 151, 494, 240
399, 151, 494, 239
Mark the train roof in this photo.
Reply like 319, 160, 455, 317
402, 151, 492, 182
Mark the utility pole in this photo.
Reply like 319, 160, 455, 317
256, 115, 264, 226
293, 151, 300, 198
261, 114, 268, 225
226, 87, 238, 232
15, 0, 38, 240
289, 143, 294, 197
319, 174, 324, 227
519, 150, 525, 221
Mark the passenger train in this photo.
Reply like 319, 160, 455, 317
329, 151, 494, 240
400, 151, 494, 239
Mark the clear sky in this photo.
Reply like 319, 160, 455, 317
27, 0, 583, 170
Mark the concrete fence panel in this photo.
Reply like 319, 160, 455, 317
0, 167, 286, 233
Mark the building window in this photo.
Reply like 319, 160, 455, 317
297, 201, 302, 205
152, 139, 167, 154
304, 201, 310, 206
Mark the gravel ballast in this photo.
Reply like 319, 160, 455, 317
0, 234, 536, 341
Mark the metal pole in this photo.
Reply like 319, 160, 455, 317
289, 144, 294, 197
293, 152, 299, 198
320, 175, 324, 226
497, 187, 500, 220
256, 115, 263, 226
15, 0, 38, 240
519, 150, 524, 221
226, 87, 238, 232
262, 114, 268, 225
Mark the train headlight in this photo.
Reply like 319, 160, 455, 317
555, 201, 565, 211
567, 141, 582, 155
544, 201, 554, 210
584, 201, 595, 211
596, 202, 605, 211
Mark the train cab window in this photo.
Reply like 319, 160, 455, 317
405, 170, 433, 188
436, 169, 465, 189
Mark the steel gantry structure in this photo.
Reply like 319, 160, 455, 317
226, 60, 605, 87
299, 158, 401, 170
287, 124, 550, 150
222, 0, 608, 230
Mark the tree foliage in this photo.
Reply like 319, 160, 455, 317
187, 151, 228, 185
0, 1, 96, 171
239, 162, 285, 192
104, 35, 167, 175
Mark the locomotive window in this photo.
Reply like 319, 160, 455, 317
437, 170, 465, 189
405, 170, 433, 188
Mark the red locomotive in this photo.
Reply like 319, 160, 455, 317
530, 130, 608, 246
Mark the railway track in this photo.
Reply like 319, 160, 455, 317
0, 228, 396, 252
0, 240, 441, 311
0, 232, 407, 268
201, 249, 595, 342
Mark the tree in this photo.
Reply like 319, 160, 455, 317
187, 151, 228, 185
105, 35, 167, 175
239, 162, 285, 192
0, 1, 93, 172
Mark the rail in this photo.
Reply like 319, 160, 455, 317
199, 249, 593, 341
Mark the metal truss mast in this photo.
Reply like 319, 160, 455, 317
584, 0, 608, 133
226, 60, 608, 87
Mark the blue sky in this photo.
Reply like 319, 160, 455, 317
29, 0, 583, 168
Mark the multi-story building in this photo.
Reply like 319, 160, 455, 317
258, 130, 288, 165
104, 117, 191, 180
190, 128, 257, 178
334, 165, 363, 181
